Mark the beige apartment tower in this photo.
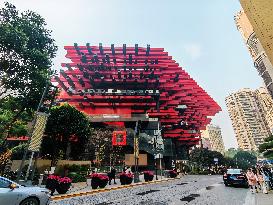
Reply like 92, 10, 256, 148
235, 10, 273, 97
225, 88, 271, 151
240, 0, 273, 67
201, 124, 225, 154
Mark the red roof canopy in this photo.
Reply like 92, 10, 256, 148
53, 44, 221, 145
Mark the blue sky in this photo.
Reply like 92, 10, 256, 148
4, 0, 263, 149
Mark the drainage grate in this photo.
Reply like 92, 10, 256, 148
95, 202, 114, 205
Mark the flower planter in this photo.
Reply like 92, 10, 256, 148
119, 173, 127, 185
119, 172, 134, 185
56, 177, 72, 194
56, 182, 71, 194
90, 173, 109, 189
143, 171, 154, 182
169, 170, 177, 178
126, 176, 133, 184
91, 178, 99, 189
99, 179, 108, 188
45, 175, 60, 195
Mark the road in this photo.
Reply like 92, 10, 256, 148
50, 175, 272, 205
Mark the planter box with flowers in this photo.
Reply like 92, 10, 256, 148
45, 175, 72, 195
90, 173, 109, 189
143, 171, 154, 182
56, 177, 72, 194
169, 170, 178, 178
45, 175, 60, 195
119, 172, 134, 185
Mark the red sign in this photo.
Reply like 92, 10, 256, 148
6, 136, 29, 141
112, 130, 126, 146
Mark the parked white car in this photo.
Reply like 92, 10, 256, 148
0, 176, 51, 205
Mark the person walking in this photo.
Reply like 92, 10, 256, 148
256, 169, 264, 193
261, 167, 270, 194
108, 166, 117, 185
246, 168, 258, 193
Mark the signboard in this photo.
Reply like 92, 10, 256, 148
125, 154, 147, 166
112, 130, 127, 146
28, 112, 48, 152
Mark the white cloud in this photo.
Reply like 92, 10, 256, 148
184, 43, 202, 60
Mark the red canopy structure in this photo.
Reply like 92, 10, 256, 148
53, 44, 221, 146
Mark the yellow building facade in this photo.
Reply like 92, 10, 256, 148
240, 0, 273, 66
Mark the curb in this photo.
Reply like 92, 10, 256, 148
51, 177, 178, 201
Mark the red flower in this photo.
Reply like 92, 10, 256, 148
58, 177, 72, 184
47, 175, 60, 180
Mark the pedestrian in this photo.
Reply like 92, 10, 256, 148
126, 166, 131, 174
246, 168, 258, 193
256, 169, 264, 192
261, 167, 270, 193
108, 166, 117, 185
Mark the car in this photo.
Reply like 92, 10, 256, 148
223, 168, 248, 187
0, 176, 51, 205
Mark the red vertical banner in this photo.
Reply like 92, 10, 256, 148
112, 130, 127, 146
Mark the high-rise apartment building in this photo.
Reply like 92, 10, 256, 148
240, 0, 273, 67
235, 10, 273, 97
255, 87, 273, 132
200, 124, 225, 154
225, 88, 271, 151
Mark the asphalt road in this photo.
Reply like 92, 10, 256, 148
50, 175, 272, 205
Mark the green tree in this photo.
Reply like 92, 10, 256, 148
189, 148, 225, 168
233, 150, 257, 170
0, 97, 29, 144
0, 2, 57, 139
224, 148, 238, 158
259, 135, 273, 159
41, 104, 91, 165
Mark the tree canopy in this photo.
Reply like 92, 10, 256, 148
259, 135, 273, 159
0, 2, 57, 144
189, 148, 225, 167
0, 2, 57, 101
233, 150, 257, 170
41, 104, 91, 163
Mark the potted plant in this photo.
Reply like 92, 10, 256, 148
169, 170, 177, 178
143, 171, 154, 182
90, 173, 100, 189
119, 172, 127, 185
98, 174, 109, 188
56, 177, 72, 194
45, 175, 60, 195
126, 172, 134, 184
119, 172, 134, 185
